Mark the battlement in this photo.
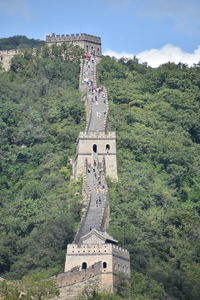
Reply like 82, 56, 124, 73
68, 243, 112, 255
54, 261, 102, 288
46, 33, 101, 45
79, 131, 116, 140
0, 49, 21, 56
112, 244, 130, 260
67, 243, 130, 260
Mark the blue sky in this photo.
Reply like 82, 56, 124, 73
0, 0, 200, 67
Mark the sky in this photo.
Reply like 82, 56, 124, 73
0, 0, 200, 67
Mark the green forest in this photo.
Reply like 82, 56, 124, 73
0, 40, 200, 300
0, 36, 44, 50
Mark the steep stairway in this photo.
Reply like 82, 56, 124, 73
75, 55, 109, 242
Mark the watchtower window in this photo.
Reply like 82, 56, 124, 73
103, 262, 107, 269
97, 48, 99, 54
93, 144, 97, 153
106, 144, 110, 151
86, 45, 88, 52
82, 262, 87, 270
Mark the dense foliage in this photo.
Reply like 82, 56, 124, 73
1, 40, 200, 300
0, 35, 44, 50
98, 56, 200, 300
0, 274, 58, 300
0, 43, 85, 279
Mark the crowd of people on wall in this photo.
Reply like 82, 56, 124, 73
81, 53, 108, 226
81, 53, 108, 132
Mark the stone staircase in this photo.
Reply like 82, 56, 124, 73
74, 55, 110, 243
75, 160, 108, 242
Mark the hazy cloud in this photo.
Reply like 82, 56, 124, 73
106, 0, 200, 33
103, 44, 200, 67
138, 0, 200, 32
0, 0, 31, 19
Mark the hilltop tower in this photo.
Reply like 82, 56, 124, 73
46, 33, 102, 57
53, 35, 130, 299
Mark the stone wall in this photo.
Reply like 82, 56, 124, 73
53, 261, 117, 299
0, 49, 21, 70
55, 37, 130, 299
55, 262, 102, 288
54, 274, 101, 300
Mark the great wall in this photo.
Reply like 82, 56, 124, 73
0, 34, 130, 299
0, 33, 102, 70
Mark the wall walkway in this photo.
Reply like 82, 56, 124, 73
74, 55, 110, 243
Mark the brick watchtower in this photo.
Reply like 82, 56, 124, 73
45, 33, 102, 57
73, 131, 118, 181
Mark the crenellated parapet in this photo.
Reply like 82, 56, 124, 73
46, 33, 101, 45
79, 131, 116, 140
67, 243, 130, 261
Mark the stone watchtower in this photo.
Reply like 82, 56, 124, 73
73, 132, 118, 181
45, 33, 102, 57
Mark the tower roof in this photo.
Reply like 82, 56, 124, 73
79, 229, 118, 245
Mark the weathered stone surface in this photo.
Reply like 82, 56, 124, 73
0, 49, 21, 70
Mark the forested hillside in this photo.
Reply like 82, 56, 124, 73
0, 47, 200, 300
0, 43, 85, 280
0, 35, 44, 50
98, 57, 200, 300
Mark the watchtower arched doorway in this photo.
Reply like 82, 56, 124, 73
106, 144, 110, 153
103, 262, 107, 269
93, 144, 97, 153
82, 262, 87, 270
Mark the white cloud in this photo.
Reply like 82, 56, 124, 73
0, 0, 31, 19
103, 44, 200, 68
